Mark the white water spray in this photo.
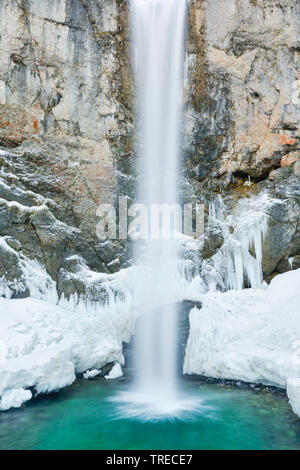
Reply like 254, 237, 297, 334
126, 0, 188, 416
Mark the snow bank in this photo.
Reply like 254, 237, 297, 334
0, 296, 132, 406
184, 269, 300, 411
105, 363, 123, 380
0, 388, 32, 411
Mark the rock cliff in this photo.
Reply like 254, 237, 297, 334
0, 0, 133, 240
0, 0, 299, 285
185, 0, 300, 184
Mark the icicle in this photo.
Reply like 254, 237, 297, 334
210, 193, 275, 291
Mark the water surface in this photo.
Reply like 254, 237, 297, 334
0, 379, 300, 450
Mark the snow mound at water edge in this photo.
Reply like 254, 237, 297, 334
184, 268, 300, 416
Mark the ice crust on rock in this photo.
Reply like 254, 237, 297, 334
210, 193, 275, 290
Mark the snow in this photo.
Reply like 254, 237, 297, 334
105, 363, 123, 380
83, 369, 101, 379
0, 388, 32, 411
184, 269, 300, 412
0, 172, 57, 209
0, 196, 49, 217
0, 296, 131, 405
287, 378, 300, 417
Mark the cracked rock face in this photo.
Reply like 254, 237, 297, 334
0, 147, 130, 285
185, 0, 300, 183
1, 1, 299, 191
0, 0, 133, 234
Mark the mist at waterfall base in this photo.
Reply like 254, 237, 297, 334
113, 0, 198, 419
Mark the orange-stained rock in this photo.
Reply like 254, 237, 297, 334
281, 152, 299, 168
33, 119, 39, 133
280, 134, 296, 146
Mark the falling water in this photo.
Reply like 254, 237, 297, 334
126, 0, 188, 416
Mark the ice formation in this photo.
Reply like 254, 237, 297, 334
210, 193, 275, 290
0, 237, 57, 302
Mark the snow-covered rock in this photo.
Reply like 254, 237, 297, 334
0, 388, 32, 411
184, 269, 300, 417
0, 236, 57, 302
287, 379, 300, 418
83, 369, 101, 380
105, 363, 123, 380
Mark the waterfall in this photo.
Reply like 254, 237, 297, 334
128, 0, 188, 415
